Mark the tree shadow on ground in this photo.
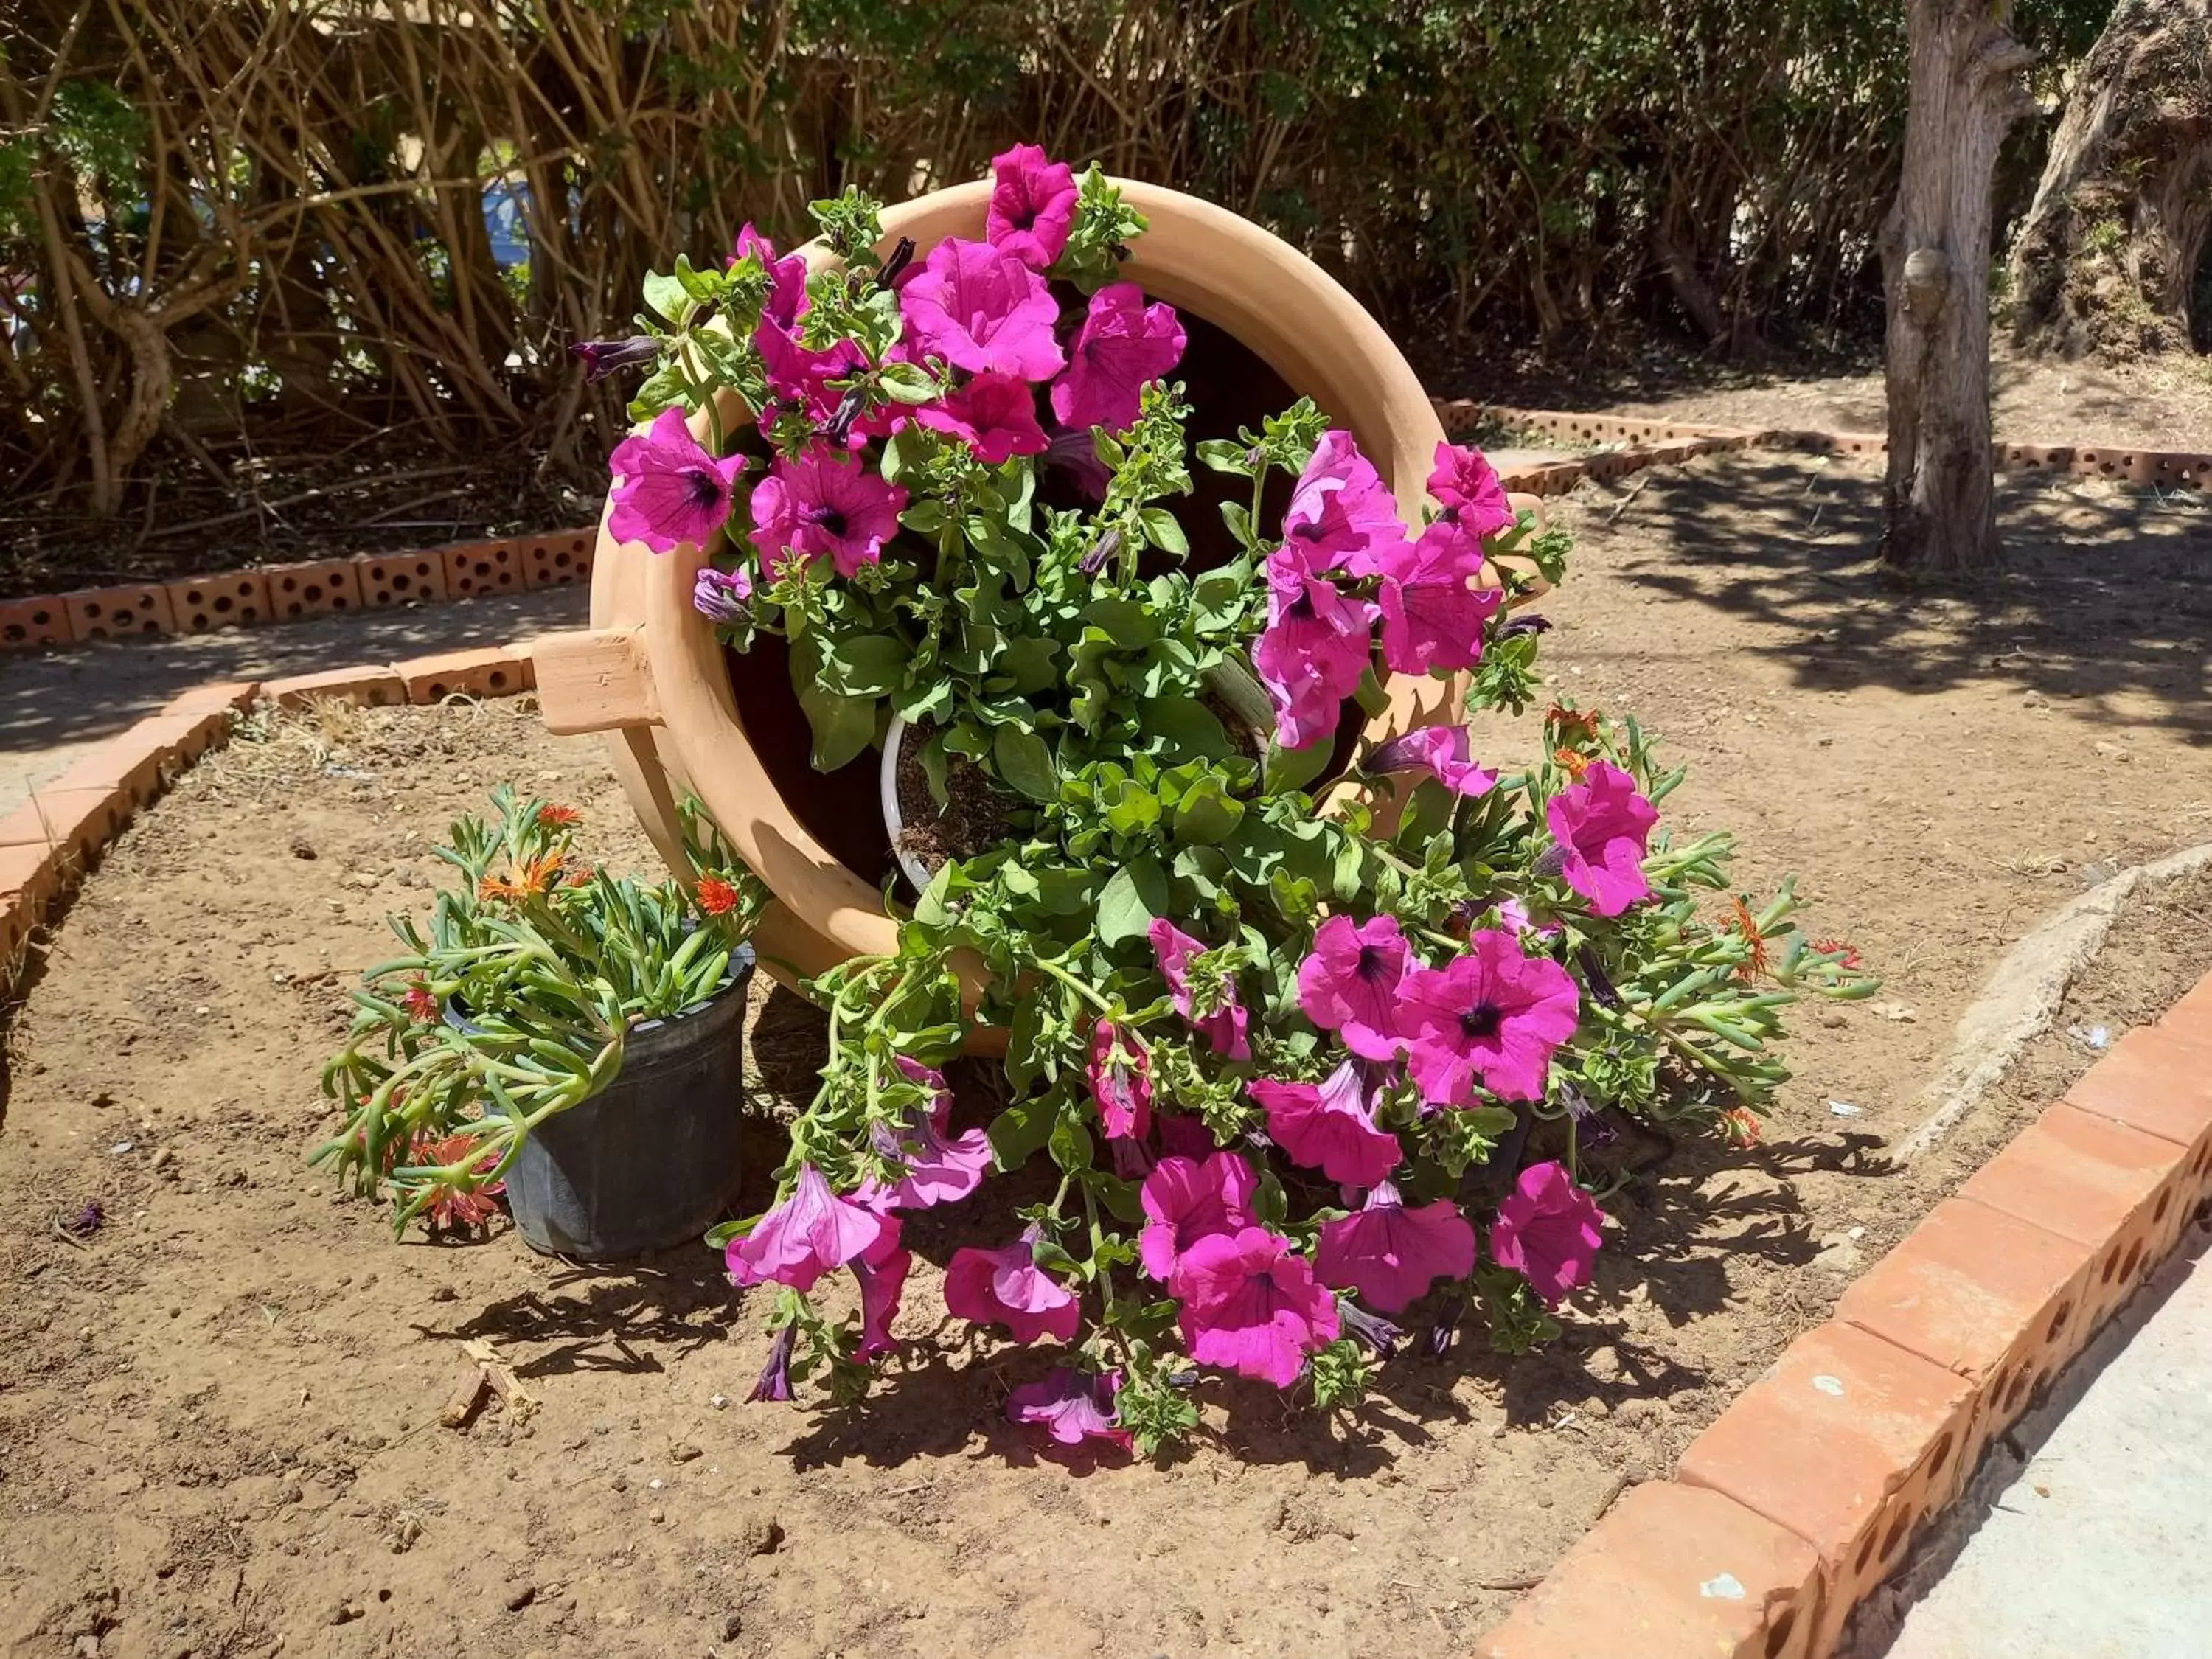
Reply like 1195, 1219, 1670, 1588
1582, 454, 2212, 742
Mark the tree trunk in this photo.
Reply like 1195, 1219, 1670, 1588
1881, 0, 2037, 576
2007, 0, 2212, 359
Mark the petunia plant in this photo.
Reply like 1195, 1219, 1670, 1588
585, 145, 1875, 1455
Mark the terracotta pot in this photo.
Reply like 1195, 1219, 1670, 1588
532, 178, 1537, 1004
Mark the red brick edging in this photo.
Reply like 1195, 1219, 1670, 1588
1442, 398, 2212, 498
1478, 978, 2212, 1657
0, 646, 536, 987
0, 530, 595, 654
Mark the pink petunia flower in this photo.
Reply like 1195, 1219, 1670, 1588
1088, 1018, 1153, 1141
1489, 1160, 1607, 1307
1297, 913, 1411, 1060
1252, 549, 1377, 751
854, 1217, 911, 1362
985, 144, 1079, 268
1376, 526, 1503, 677
1366, 725, 1498, 799
1138, 1152, 1260, 1281
1006, 1367, 1132, 1450
1545, 760, 1659, 918
1281, 429, 1411, 577
945, 1226, 1082, 1345
1395, 930, 1579, 1105
899, 237, 1065, 382
914, 371, 1049, 463
1250, 1060, 1403, 1188
857, 1057, 993, 1211
1049, 282, 1187, 435
1315, 1180, 1478, 1312
749, 445, 908, 578
608, 406, 750, 554
1427, 440, 1515, 541
756, 324, 869, 431
732, 221, 810, 333
1171, 1226, 1341, 1388
1148, 919, 1251, 1060
725, 1163, 888, 1293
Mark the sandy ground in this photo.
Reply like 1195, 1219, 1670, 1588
1, 452, 2211, 1658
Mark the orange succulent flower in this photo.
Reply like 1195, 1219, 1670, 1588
537, 804, 582, 829
1727, 896, 1770, 980
1812, 938, 1862, 970
1552, 746, 1591, 780
479, 852, 566, 903
1548, 703, 1602, 740
1718, 1107, 1763, 1149
409, 1132, 505, 1230
696, 875, 740, 916
403, 979, 439, 1023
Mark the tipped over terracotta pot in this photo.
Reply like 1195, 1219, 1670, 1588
531, 178, 1540, 1023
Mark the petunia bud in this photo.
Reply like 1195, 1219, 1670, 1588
1574, 946, 1621, 1009
1423, 1290, 1469, 1358
1338, 1297, 1403, 1357
1498, 614, 1552, 639
876, 236, 917, 289
1080, 529, 1121, 576
746, 1321, 797, 1403
571, 335, 661, 381
692, 566, 754, 625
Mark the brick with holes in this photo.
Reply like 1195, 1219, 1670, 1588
1961, 1101, 2210, 1340
265, 667, 406, 709
167, 571, 271, 633
63, 585, 175, 641
441, 538, 524, 599
29, 786, 131, 875
1834, 1197, 2096, 1492
1475, 1481, 1820, 1659
263, 560, 364, 619
1676, 1321, 1975, 1654
396, 647, 535, 705
2062, 1021, 2212, 1160
0, 596, 72, 650
355, 551, 449, 608
162, 680, 260, 718
521, 528, 597, 589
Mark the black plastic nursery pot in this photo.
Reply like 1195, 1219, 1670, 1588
453, 946, 755, 1261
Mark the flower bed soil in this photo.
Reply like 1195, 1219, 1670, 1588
3, 453, 2211, 1656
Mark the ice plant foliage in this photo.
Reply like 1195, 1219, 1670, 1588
592, 147, 1874, 1454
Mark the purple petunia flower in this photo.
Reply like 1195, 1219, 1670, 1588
1249, 1060, 1403, 1189
1006, 1367, 1132, 1450
1375, 526, 1503, 677
1251, 549, 1377, 751
1049, 282, 1186, 435
914, 371, 1049, 464
945, 1226, 1081, 1345
692, 565, 754, 625
1394, 931, 1579, 1107
571, 335, 660, 381
1544, 761, 1659, 918
749, 444, 908, 578
1489, 1161, 1607, 1307
899, 237, 1065, 382
1366, 726, 1498, 800
1148, 919, 1251, 1060
746, 1320, 798, 1403
1170, 1226, 1340, 1390
1281, 429, 1410, 578
984, 145, 1079, 268
854, 1220, 911, 1362
1314, 1180, 1478, 1313
1138, 1151, 1259, 1282
725, 1163, 889, 1293
607, 406, 750, 554
1296, 912, 1411, 1059
1426, 440, 1515, 540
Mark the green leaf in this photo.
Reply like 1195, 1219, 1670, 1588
1172, 773, 1245, 845
992, 726, 1059, 801
989, 1098, 1057, 1172
818, 633, 909, 698
1139, 507, 1189, 558
1141, 697, 1236, 763
641, 270, 692, 324
878, 358, 939, 404
1096, 858, 1168, 945
1102, 779, 1161, 837
1265, 734, 1336, 794
1049, 1113, 1095, 1172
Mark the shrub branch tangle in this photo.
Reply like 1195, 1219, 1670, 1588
1, 0, 2110, 518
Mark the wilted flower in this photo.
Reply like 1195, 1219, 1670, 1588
1366, 725, 1498, 799
1088, 1019, 1152, 1141
854, 1222, 911, 1362
571, 335, 660, 381
747, 1320, 798, 1403
692, 565, 754, 625
1006, 1367, 1131, 1450
945, 1225, 1082, 1344
1426, 441, 1514, 540
1148, 919, 1251, 1060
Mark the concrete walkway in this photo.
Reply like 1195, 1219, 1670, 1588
0, 588, 588, 817
1879, 1222, 2212, 1658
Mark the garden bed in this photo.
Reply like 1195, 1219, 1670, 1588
3, 448, 2211, 1656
